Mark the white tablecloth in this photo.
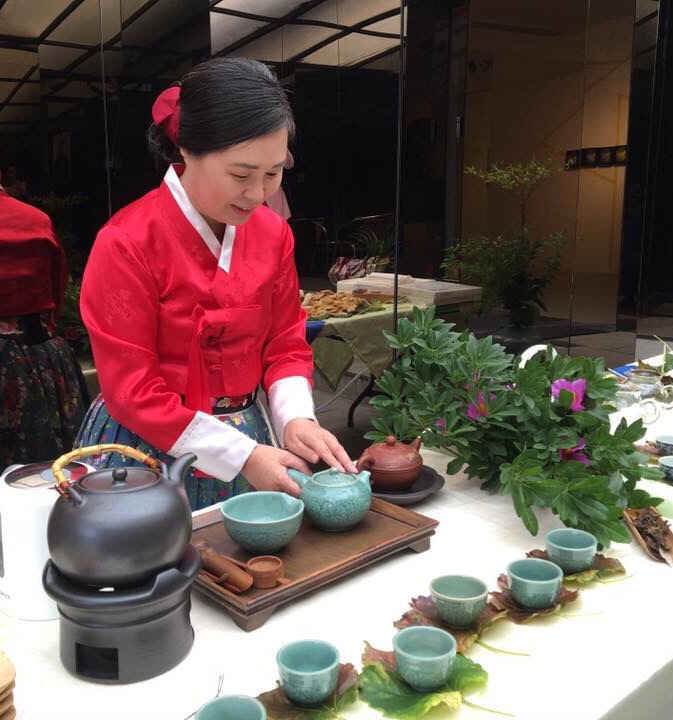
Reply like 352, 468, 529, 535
3, 438, 673, 719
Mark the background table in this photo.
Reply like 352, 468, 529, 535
3, 436, 673, 719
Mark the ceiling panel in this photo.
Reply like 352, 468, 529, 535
38, 45, 88, 71
121, 0, 154, 21
307, 0, 398, 27
277, 24, 335, 59
48, 0, 121, 45
210, 15, 266, 55
0, 0, 74, 38
0, 82, 17, 103
213, 1, 307, 19
0, 104, 41, 122
0, 48, 39, 78
228, 31, 284, 63
10, 81, 41, 103
51, 80, 100, 99
122, 0, 204, 47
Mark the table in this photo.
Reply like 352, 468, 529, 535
3, 438, 673, 719
309, 303, 417, 426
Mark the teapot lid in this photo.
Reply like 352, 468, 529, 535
362, 436, 422, 471
77, 466, 160, 493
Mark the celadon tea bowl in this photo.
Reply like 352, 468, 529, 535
220, 491, 304, 553
393, 626, 457, 692
659, 455, 673, 482
276, 639, 340, 707
430, 575, 489, 628
195, 695, 267, 720
655, 435, 673, 456
287, 468, 371, 531
507, 558, 563, 609
545, 528, 597, 573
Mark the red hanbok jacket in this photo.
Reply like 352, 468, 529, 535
80, 166, 314, 480
0, 189, 68, 317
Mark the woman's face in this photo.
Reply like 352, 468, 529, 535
180, 127, 288, 231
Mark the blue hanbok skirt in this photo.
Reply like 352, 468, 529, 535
75, 394, 273, 511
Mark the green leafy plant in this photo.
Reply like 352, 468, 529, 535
365, 307, 663, 546
442, 158, 565, 328
350, 227, 394, 264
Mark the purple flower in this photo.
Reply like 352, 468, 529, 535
559, 437, 591, 467
551, 378, 586, 411
466, 392, 494, 420
434, 417, 447, 430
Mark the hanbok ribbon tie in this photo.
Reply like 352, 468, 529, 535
185, 304, 231, 414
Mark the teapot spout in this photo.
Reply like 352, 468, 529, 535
166, 453, 197, 487
410, 436, 422, 452
287, 468, 311, 488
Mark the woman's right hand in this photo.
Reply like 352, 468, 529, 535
241, 444, 310, 497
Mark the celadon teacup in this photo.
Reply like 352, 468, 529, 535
545, 528, 598, 573
276, 639, 340, 707
507, 558, 563, 609
430, 575, 488, 628
659, 455, 673, 482
392, 626, 457, 692
195, 695, 267, 720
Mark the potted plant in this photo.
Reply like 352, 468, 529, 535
442, 159, 564, 328
351, 227, 395, 273
366, 307, 662, 546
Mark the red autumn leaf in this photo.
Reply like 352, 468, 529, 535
391, 596, 506, 653
475, 603, 509, 634
257, 663, 358, 720
363, 641, 396, 672
525, 549, 626, 583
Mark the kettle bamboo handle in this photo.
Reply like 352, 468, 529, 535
52, 443, 161, 496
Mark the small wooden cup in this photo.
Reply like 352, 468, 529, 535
247, 556, 286, 588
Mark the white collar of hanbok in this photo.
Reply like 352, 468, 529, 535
164, 164, 235, 273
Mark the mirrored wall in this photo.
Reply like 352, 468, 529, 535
0, 0, 668, 367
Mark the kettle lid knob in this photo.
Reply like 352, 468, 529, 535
385, 436, 397, 446
112, 468, 128, 485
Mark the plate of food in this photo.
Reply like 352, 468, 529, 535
301, 289, 390, 320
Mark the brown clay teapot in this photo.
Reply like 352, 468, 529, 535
356, 436, 423, 491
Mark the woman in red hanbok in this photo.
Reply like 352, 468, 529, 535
76, 58, 355, 510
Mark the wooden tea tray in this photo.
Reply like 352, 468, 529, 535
191, 497, 438, 631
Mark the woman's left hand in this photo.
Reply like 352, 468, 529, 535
284, 418, 358, 473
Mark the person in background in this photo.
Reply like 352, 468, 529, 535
265, 150, 294, 220
1, 165, 28, 200
76, 57, 356, 510
0, 172, 89, 471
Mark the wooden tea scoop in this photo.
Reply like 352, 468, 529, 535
196, 542, 254, 591
624, 507, 673, 565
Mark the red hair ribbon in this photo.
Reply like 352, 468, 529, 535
152, 85, 181, 146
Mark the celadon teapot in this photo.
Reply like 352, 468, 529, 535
287, 468, 372, 532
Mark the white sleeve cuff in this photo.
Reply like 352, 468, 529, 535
268, 376, 316, 447
168, 411, 257, 482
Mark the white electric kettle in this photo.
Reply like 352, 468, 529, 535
0, 460, 92, 620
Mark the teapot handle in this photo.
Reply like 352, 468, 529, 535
52, 444, 161, 498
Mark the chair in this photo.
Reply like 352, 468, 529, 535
290, 217, 357, 277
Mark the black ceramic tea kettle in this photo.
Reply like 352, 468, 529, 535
47, 444, 196, 587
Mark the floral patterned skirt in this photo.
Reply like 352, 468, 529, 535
0, 329, 90, 472
75, 394, 274, 511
